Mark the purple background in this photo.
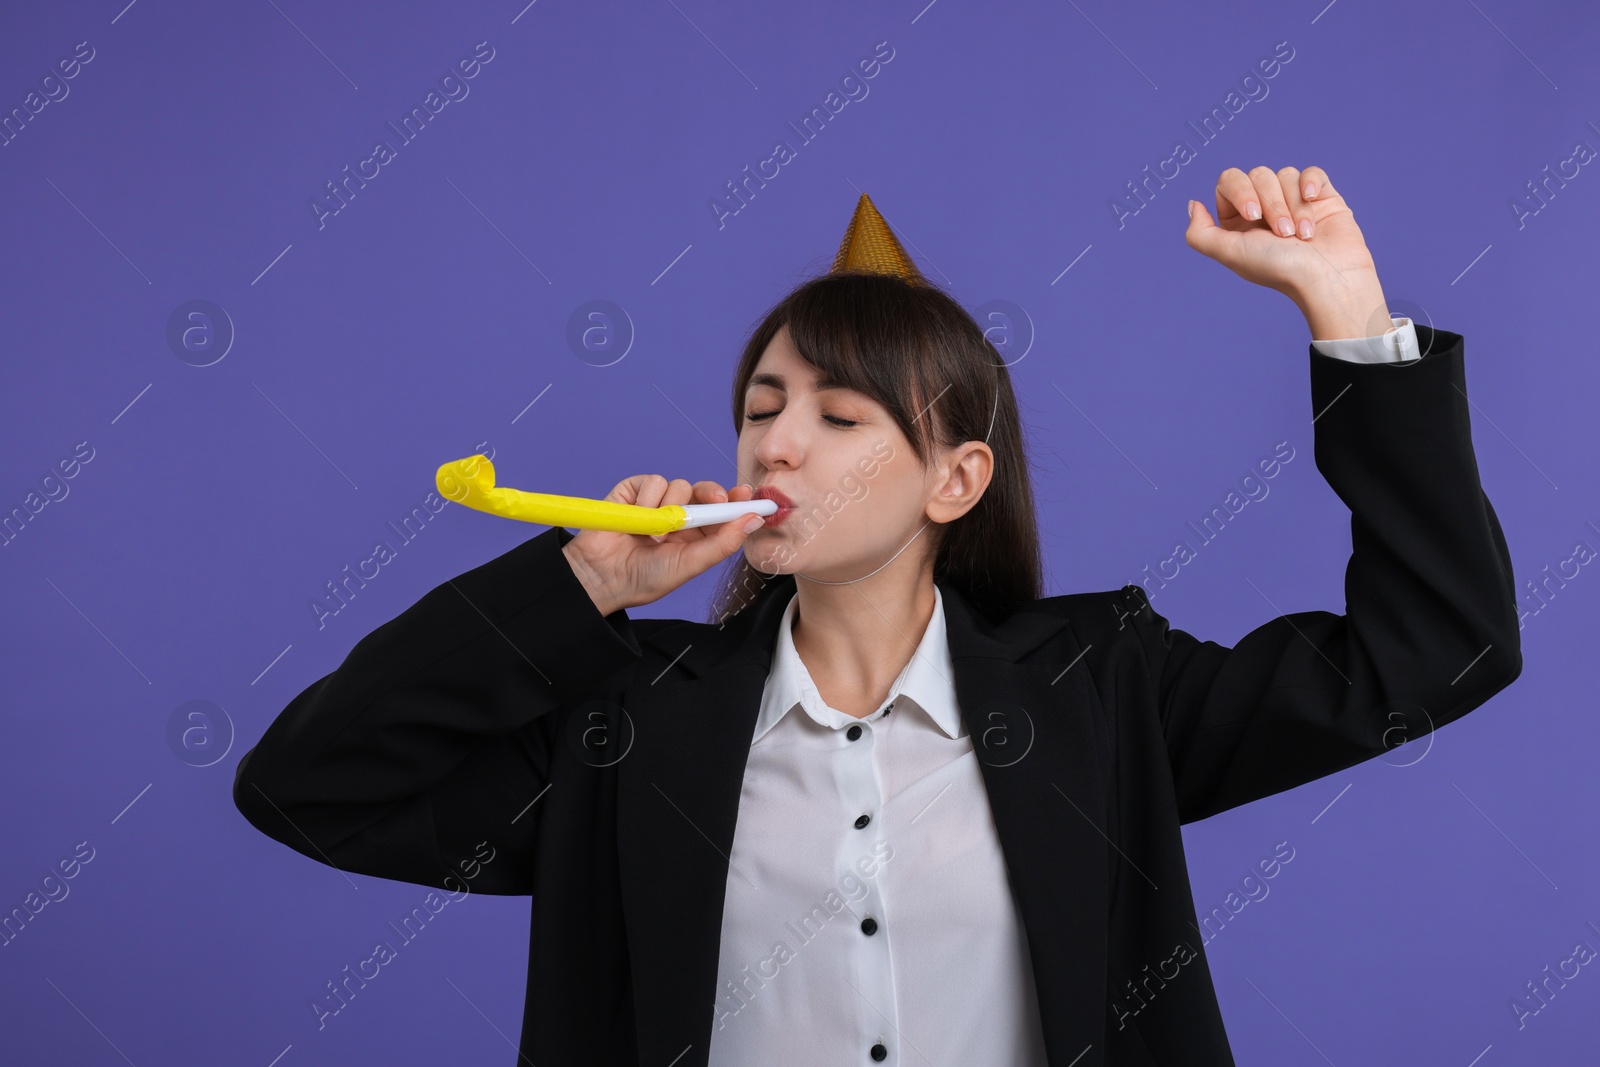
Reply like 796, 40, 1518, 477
3, 1, 1597, 1063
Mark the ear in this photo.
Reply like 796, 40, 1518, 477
926, 441, 994, 524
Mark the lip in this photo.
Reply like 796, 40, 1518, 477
751, 485, 796, 527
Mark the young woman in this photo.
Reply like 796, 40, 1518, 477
235, 176, 1522, 1066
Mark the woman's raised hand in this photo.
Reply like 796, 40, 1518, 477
1184, 165, 1393, 340
560, 475, 765, 616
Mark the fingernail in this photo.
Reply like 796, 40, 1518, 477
1278, 216, 1294, 237
1304, 182, 1318, 199
1247, 201, 1261, 221
742, 515, 765, 534
1298, 217, 1313, 240
1186, 199, 1195, 218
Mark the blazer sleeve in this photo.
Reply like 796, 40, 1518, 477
1121, 324, 1523, 825
232, 524, 644, 893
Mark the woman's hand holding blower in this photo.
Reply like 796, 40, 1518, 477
433, 455, 775, 617
561, 477, 766, 616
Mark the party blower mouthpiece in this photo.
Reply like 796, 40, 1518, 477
435, 455, 777, 536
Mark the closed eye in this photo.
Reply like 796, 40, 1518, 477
745, 411, 858, 428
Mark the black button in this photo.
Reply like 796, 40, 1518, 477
870, 1043, 887, 1061
854, 814, 871, 829
847, 725, 862, 741
861, 916, 877, 935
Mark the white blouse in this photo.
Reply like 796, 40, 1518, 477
1310, 315, 1420, 362
708, 584, 1050, 1066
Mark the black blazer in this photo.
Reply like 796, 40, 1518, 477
234, 324, 1522, 1066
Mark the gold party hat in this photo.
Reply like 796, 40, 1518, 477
830, 193, 927, 285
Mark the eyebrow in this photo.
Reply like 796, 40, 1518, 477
745, 371, 853, 394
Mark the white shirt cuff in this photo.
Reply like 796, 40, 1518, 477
1310, 316, 1420, 364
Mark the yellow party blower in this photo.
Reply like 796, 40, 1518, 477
435, 454, 777, 536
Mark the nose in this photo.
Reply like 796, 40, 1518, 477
749, 406, 805, 472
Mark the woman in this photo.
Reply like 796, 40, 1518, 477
235, 176, 1522, 1066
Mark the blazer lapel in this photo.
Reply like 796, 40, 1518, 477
941, 582, 1112, 1066
614, 582, 792, 1066
615, 577, 1110, 1066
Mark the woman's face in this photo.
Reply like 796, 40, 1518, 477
736, 324, 938, 581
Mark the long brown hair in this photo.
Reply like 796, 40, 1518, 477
708, 271, 1044, 626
